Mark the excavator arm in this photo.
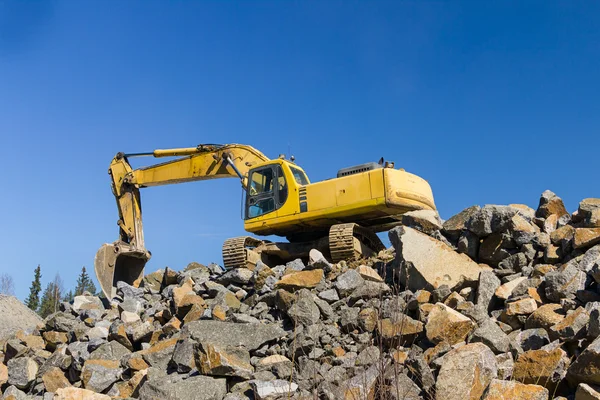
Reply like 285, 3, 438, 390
95, 144, 270, 298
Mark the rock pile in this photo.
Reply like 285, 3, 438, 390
2, 191, 600, 399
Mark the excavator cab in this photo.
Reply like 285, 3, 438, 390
246, 165, 289, 219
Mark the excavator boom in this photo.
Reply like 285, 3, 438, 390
95, 144, 270, 298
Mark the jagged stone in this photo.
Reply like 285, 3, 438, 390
458, 230, 480, 260
568, 335, 600, 386
377, 314, 424, 346
426, 302, 476, 345
436, 343, 498, 400
139, 374, 227, 400
7, 357, 38, 389
526, 304, 566, 330
470, 319, 510, 353
334, 269, 365, 296
576, 383, 600, 400
483, 379, 549, 400
574, 228, 600, 250
512, 328, 550, 352
251, 379, 298, 399
41, 366, 71, 393
197, 342, 254, 378
274, 269, 324, 291
401, 209, 443, 234
549, 307, 589, 341
81, 359, 122, 393
55, 387, 111, 400
341, 362, 386, 400
477, 270, 501, 311
356, 265, 383, 282
545, 262, 587, 301
182, 320, 286, 350
287, 289, 320, 326
578, 198, 600, 228
536, 190, 569, 219
513, 347, 570, 391
505, 298, 538, 316
389, 226, 487, 291
443, 205, 481, 237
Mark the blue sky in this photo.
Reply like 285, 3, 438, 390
1, 1, 599, 300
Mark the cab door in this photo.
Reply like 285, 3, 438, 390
245, 165, 288, 220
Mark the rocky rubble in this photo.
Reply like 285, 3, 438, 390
2, 191, 600, 399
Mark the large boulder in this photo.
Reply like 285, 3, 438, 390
0, 295, 43, 341
389, 226, 488, 291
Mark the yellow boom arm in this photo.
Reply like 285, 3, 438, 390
95, 143, 270, 298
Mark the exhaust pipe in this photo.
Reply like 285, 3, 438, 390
94, 242, 150, 299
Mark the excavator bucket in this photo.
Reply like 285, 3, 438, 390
94, 242, 150, 299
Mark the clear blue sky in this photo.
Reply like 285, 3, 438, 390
1, 2, 599, 300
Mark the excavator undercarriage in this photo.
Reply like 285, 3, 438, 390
221, 222, 386, 270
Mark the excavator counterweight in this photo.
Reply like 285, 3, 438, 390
95, 143, 435, 298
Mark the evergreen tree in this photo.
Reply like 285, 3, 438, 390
38, 274, 63, 318
25, 265, 42, 311
62, 290, 74, 303
75, 266, 96, 295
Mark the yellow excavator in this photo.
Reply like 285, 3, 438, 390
95, 143, 435, 298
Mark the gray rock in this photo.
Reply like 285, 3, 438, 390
470, 319, 510, 353
436, 343, 498, 400
512, 328, 550, 352
536, 190, 569, 219
401, 209, 443, 234
171, 338, 196, 373
308, 249, 333, 271
1, 386, 28, 400
389, 226, 486, 292
443, 205, 481, 238
386, 372, 422, 400
250, 379, 298, 399
568, 335, 600, 386
587, 302, 600, 338
7, 357, 38, 389
313, 296, 335, 320
45, 312, 83, 333
355, 345, 380, 366
348, 281, 391, 301
182, 320, 286, 351
339, 307, 360, 332
89, 340, 131, 361
496, 352, 514, 380
406, 347, 435, 393
116, 281, 145, 300
218, 268, 254, 285
334, 269, 365, 296
285, 259, 305, 271
476, 270, 501, 312
232, 313, 261, 324
545, 262, 587, 301
118, 298, 142, 314
581, 245, 600, 273
466, 205, 518, 237
457, 230, 480, 260
139, 374, 227, 400
287, 289, 320, 326
81, 359, 122, 393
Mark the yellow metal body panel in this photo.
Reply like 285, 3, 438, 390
244, 166, 435, 237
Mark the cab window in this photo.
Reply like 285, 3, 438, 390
290, 166, 309, 185
246, 166, 288, 219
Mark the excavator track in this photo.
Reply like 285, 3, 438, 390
222, 236, 264, 270
329, 223, 385, 263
